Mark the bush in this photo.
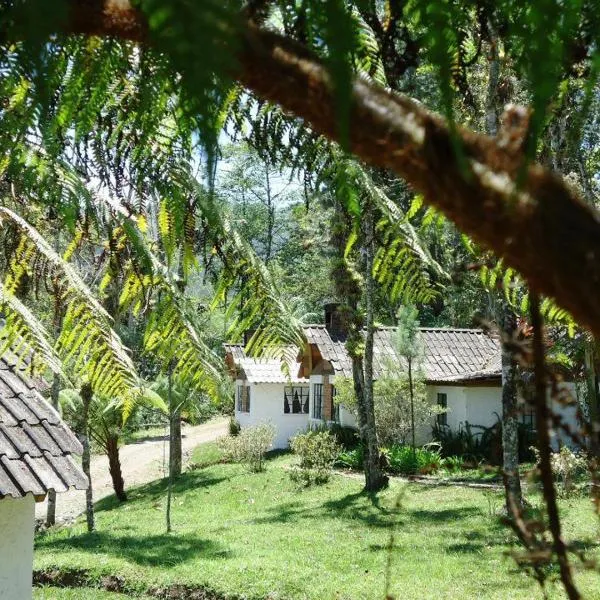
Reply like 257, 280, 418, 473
229, 418, 241, 437
335, 446, 364, 470
531, 446, 588, 495
290, 430, 341, 485
329, 424, 360, 449
218, 422, 275, 472
441, 455, 464, 473
384, 444, 442, 475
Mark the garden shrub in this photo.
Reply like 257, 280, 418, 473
290, 429, 341, 485
384, 444, 442, 475
329, 423, 359, 449
531, 446, 588, 495
218, 422, 275, 472
229, 417, 241, 437
335, 446, 364, 470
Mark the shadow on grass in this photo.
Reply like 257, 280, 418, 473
94, 471, 228, 513
409, 506, 482, 522
253, 490, 399, 529
36, 530, 231, 567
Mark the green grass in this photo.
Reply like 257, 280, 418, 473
34, 587, 135, 599
189, 440, 224, 468
34, 450, 600, 600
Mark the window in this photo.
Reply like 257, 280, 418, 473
236, 385, 250, 413
236, 385, 243, 412
284, 386, 309, 414
521, 406, 535, 430
313, 384, 324, 420
332, 385, 340, 422
437, 393, 448, 426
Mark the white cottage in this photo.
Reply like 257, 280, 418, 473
0, 355, 87, 599
226, 306, 580, 450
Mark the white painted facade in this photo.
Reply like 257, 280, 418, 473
235, 379, 582, 450
234, 379, 310, 448
0, 494, 35, 600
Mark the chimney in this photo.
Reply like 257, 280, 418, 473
324, 303, 346, 338
243, 328, 257, 347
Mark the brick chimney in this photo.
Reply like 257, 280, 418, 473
324, 303, 346, 338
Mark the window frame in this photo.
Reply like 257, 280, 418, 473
284, 385, 310, 414
437, 392, 448, 426
313, 383, 324, 420
236, 384, 250, 413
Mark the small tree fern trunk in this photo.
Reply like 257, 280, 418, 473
169, 407, 182, 477
408, 358, 416, 462
106, 435, 127, 502
166, 364, 174, 533
79, 383, 95, 533
46, 274, 63, 527
45, 372, 61, 526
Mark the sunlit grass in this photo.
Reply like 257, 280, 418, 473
34, 450, 600, 599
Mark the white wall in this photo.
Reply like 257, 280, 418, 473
235, 380, 310, 449
464, 386, 503, 429
0, 494, 34, 600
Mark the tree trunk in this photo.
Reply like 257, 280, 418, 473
501, 305, 523, 509
166, 366, 174, 533
46, 271, 63, 527
79, 383, 95, 533
484, 31, 522, 510
408, 358, 415, 461
584, 341, 600, 457
169, 407, 182, 477
105, 434, 127, 502
45, 372, 61, 527
361, 203, 388, 492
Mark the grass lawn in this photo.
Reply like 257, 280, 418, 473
34, 587, 135, 599
34, 451, 600, 600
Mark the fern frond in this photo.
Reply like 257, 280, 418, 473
0, 206, 140, 402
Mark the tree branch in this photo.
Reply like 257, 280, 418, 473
14, 1, 600, 337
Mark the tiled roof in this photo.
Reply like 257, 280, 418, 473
304, 325, 501, 383
225, 346, 308, 384
0, 357, 87, 499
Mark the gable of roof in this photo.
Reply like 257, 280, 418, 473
304, 325, 501, 383
0, 357, 88, 500
224, 345, 308, 384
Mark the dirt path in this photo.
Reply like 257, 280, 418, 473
35, 418, 228, 524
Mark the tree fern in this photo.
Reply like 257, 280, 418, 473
0, 206, 141, 409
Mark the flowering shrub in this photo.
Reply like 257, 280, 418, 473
218, 422, 276, 472
531, 445, 588, 495
290, 429, 341, 485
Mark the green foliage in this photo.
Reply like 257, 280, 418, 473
189, 441, 226, 470
335, 445, 364, 470
383, 444, 442, 475
228, 417, 241, 437
217, 423, 276, 472
289, 429, 341, 485
531, 445, 589, 496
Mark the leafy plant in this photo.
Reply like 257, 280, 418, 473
335, 446, 364, 470
218, 423, 276, 472
531, 446, 588, 496
290, 430, 341, 486
229, 418, 241, 437
384, 445, 442, 475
